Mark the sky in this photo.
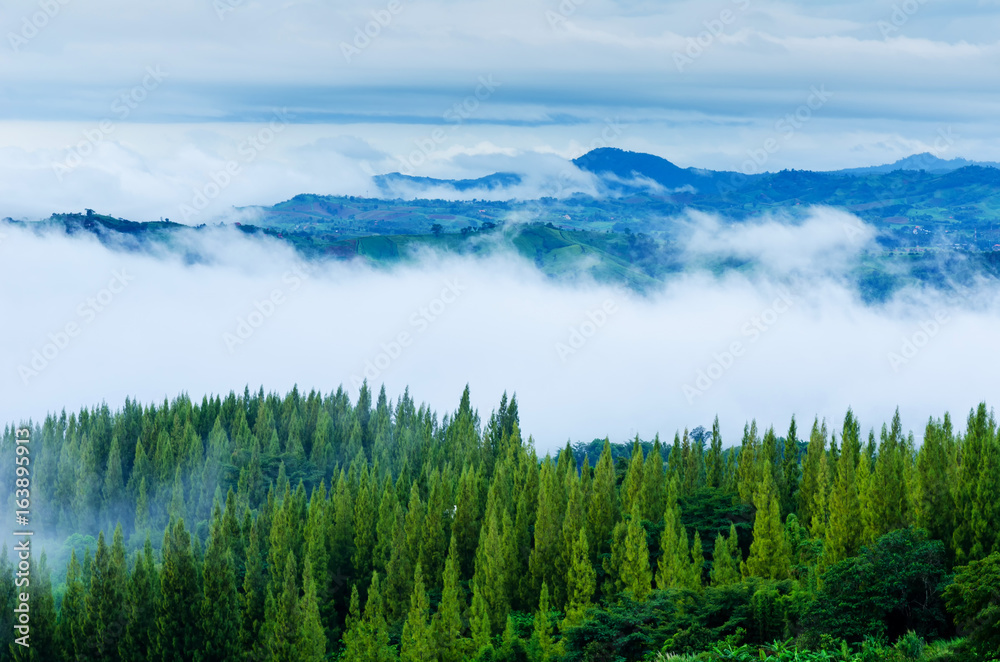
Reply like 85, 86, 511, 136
2, 0, 999, 450
1, 0, 999, 220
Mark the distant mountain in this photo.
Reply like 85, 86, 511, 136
374, 171, 522, 194
571, 147, 740, 192
834, 152, 1000, 176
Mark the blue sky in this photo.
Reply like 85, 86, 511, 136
1, 0, 999, 219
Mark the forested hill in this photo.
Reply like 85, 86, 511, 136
1, 386, 999, 660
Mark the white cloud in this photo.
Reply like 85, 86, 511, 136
2, 209, 997, 452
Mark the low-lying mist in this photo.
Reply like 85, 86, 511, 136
2, 207, 997, 451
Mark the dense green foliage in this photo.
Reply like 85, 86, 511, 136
1, 387, 999, 660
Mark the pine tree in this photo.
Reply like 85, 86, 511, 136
57, 550, 86, 661
198, 505, 239, 662
587, 439, 618, 562
706, 416, 723, 488
433, 536, 468, 662
557, 472, 585, 609
418, 469, 448, 588
329, 470, 355, 608
158, 518, 202, 662
871, 411, 910, 538
684, 428, 705, 494
797, 418, 826, 529
532, 582, 554, 661
400, 563, 433, 662
102, 434, 126, 529
26, 552, 58, 661
781, 416, 800, 516
298, 559, 327, 662
121, 537, 157, 662
954, 404, 1000, 561
265, 552, 302, 662
915, 416, 954, 546
655, 477, 690, 590
352, 467, 378, 586
373, 478, 399, 575
344, 572, 396, 661
619, 503, 652, 600
857, 431, 878, 546
452, 464, 481, 580
688, 531, 704, 589
474, 507, 510, 632
563, 528, 596, 631
529, 458, 563, 605
621, 439, 645, 515
736, 421, 759, 505
744, 466, 790, 580
85, 526, 128, 659
240, 517, 268, 661
641, 437, 666, 522
710, 524, 740, 586
810, 450, 830, 538
469, 580, 492, 652
824, 409, 863, 566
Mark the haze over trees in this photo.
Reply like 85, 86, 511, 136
1, 385, 998, 661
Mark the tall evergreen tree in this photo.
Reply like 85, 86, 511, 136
655, 477, 690, 590
743, 466, 790, 580
710, 524, 740, 586
824, 409, 863, 566
158, 519, 202, 662
587, 439, 618, 562
532, 582, 555, 662
433, 536, 468, 662
781, 416, 800, 516
641, 437, 666, 522
618, 503, 652, 600
121, 538, 157, 662
85, 527, 128, 659
298, 559, 328, 662
400, 564, 433, 662
915, 416, 955, 546
563, 528, 596, 631
797, 418, 826, 529
198, 505, 239, 662
736, 421, 759, 506
706, 416, 723, 489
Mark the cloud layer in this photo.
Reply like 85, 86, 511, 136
2, 208, 997, 452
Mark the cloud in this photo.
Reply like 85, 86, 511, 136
2, 208, 997, 453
